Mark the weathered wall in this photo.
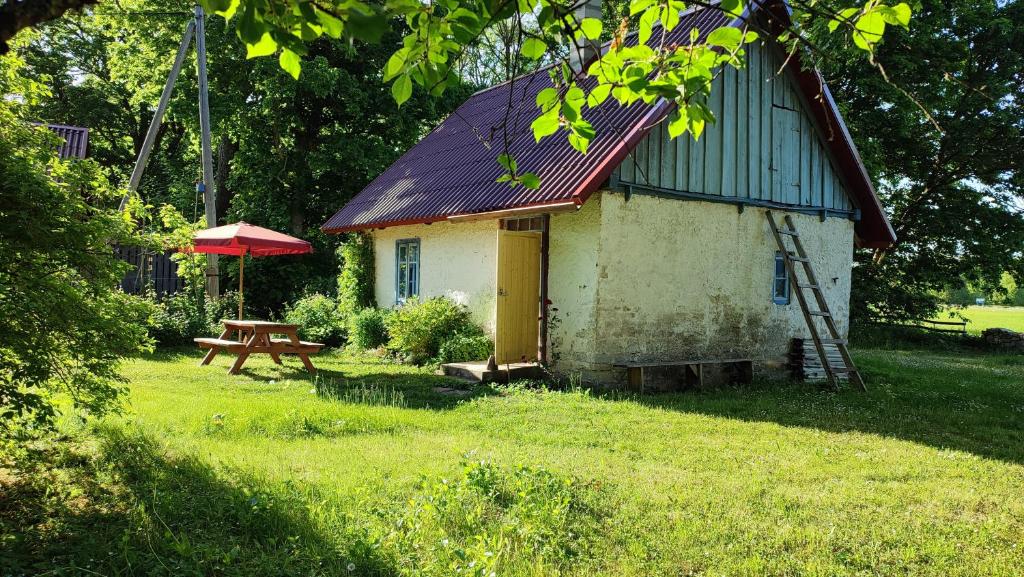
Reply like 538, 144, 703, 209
370, 219, 498, 332
551, 190, 854, 384
546, 197, 602, 374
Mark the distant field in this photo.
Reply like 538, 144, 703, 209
935, 305, 1024, 334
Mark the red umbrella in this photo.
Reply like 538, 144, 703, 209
187, 222, 313, 319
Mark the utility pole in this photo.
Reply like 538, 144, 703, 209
118, 19, 195, 212
195, 5, 219, 298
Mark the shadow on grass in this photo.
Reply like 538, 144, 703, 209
623, 348, 1024, 465
0, 426, 396, 576
309, 367, 498, 410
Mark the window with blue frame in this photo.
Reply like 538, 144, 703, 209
773, 252, 790, 305
396, 239, 420, 303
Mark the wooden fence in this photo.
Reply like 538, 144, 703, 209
115, 245, 184, 298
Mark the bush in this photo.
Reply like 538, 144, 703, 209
283, 294, 346, 346
438, 333, 493, 363
349, 307, 391, 350
385, 297, 481, 364
336, 233, 375, 316
205, 291, 240, 324
149, 292, 211, 346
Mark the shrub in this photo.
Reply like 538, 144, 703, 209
385, 297, 481, 364
205, 291, 240, 325
438, 334, 493, 363
149, 292, 211, 346
349, 307, 391, 350
283, 294, 346, 346
336, 233, 375, 316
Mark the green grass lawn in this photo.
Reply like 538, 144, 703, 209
935, 305, 1024, 334
4, 346, 1024, 576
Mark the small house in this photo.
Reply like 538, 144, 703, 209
323, 2, 895, 385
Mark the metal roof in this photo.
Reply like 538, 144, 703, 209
322, 2, 895, 248
37, 123, 89, 159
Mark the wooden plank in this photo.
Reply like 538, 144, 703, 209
660, 123, 675, 189
721, 67, 737, 197
704, 80, 723, 196
736, 58, 749, 198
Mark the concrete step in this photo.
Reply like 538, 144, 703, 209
441, 361, 543, 383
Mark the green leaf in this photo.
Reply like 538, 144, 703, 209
392, 74, 412, 106
706, 27, 742, 50
497, 153, 517, 172
237, 5, 263, 45
854, 11, 885, 51
216, 0, 240, 20
668, 107, 689, 138
384, 49, 407, 81
661, 6, 680, 32
721, 0, 744, 18
629, 0, 655, 16
531, 112, 560, 142
568, 132, 589, 154
536, 87, 559, 110
522, 37, 546, 60
279, 49, 301, 80
586, 83, 612, 108
316, 10, 344, 38
246, 33, 277, 59
519, 172, 541, 189
639, 7, 658, 45
580, 18, 602, 40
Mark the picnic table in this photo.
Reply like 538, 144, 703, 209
195, 320, 324, 375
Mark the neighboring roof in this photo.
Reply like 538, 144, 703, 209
36, 123, 89, 159
323, 1, 895, 248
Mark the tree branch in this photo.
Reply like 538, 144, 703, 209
0, 0, 99, 53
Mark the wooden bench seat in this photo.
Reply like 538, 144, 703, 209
613, 358, 754, 392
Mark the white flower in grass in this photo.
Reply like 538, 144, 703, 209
347, 563, 355, 572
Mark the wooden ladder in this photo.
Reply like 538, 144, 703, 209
766, 211, 865, 391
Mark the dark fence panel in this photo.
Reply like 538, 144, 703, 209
115, 245, 185, 298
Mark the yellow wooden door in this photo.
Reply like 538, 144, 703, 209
495, 230, 541, 364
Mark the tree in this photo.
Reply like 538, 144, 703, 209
809, 0, 1024, 322
4, 0, 912, 188
21, 0, 472, 315
0, 47, 153, 438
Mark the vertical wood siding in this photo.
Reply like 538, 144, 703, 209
614, 42, 852, 212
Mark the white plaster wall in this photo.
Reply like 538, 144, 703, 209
370, 219, 498, 332
554, 191, 854, 383
546, 197, 602, 374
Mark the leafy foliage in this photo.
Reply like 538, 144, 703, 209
810, 0, 1024, 322
21, 0, 470, 317
336, 233, 376, 316
149, 292, 216, 346
283, 294, 346, 346
385, 297, 482, 364
348, 307, 392, 350
0, 48, 153, 437
438, 334, 494, 364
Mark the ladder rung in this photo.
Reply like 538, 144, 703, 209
808, 311, 831, 317
778, 229, 800, 237
819, 339, 848, 345
796, 283, 819, 289
789, 256, 811, 263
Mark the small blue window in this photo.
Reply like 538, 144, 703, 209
773, 252, 790, 305
396, 239, 420, 303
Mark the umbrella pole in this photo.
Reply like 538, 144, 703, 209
238, 254, 244, 320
